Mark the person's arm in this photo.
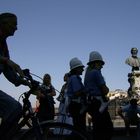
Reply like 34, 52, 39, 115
100, 84, 109, 96
36, 90, 45, 99
57, 84, 66, 101
48, 85, 56, 96
99, 84, 109, 102
96, 71, 109, 99
74, 89, 85, 96
0, 56, 24, 78
0, 56, 8, 64
60, 84, 66, 93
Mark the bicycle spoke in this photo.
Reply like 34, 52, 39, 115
20, 122, 89, 140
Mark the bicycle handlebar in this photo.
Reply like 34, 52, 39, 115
22, 69, 40, 89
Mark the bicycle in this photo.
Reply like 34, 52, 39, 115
2, 69, 90, 140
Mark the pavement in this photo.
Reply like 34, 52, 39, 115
112, 126, 137, 140
112, 135, 136, 140
15, 116, 139, 140
86, 116, 138, 140
87, 126, 138, 140
16, 127, 137, 140
109, 117, 138, 140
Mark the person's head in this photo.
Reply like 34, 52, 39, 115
43, 73, 51, 85
87, 51, 105, 70
69, 57, 84, 75
63, 73, 69, 82
131, 47, 138, 57
0, 12, 17, 38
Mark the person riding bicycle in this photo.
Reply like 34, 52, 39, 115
0, 12, 30, 139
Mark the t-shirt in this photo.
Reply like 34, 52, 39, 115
84, 69, 105, 96
121, 104, 140, 123
67, 75, 84, 98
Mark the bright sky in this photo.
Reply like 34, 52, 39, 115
0, 0, 140, 107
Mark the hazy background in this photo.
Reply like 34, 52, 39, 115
0, 0, 140, 107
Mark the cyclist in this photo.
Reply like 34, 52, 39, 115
0, 12, 30, 139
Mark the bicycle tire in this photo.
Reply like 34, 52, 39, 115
20, 121, 90, 140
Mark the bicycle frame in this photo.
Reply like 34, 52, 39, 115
18, 90, 45, 140
5, 69, 46, 140
4, 69, 89, 140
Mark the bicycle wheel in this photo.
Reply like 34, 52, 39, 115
20, 121, 90, 140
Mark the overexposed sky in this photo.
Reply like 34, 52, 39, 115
0, 0, 140, 107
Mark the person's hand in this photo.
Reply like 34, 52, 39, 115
36, 91, 45, 98
6, 59, 33, 88
20, 78, 32, 88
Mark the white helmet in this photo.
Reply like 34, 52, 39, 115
87, 51, 105, 65
70, 57, 84, 70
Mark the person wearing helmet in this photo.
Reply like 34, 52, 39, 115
0, 12, 31, 139
117, 98, 140, 136
125, 47, 140, 71
66, 57, 87, 130
84, 51, 113, 140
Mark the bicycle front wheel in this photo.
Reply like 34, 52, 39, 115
21, 121, 90, 140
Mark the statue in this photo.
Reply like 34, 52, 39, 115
125, 47, 140, 97
125, 47, 140, 71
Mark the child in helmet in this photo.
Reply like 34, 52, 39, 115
66, 57, 87, 130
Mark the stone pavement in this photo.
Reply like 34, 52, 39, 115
16, 116, 138, 140
111, 117, 138, 140
87, 116, 138, 140
112, 135, 136, 140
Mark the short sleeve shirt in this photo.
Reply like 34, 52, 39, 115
66, 75, 84, 98
121, 104, 140, 120
84, 69, 105, 96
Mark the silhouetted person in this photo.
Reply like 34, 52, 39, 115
37, 73, 56, 122
0, 12, 30, 139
